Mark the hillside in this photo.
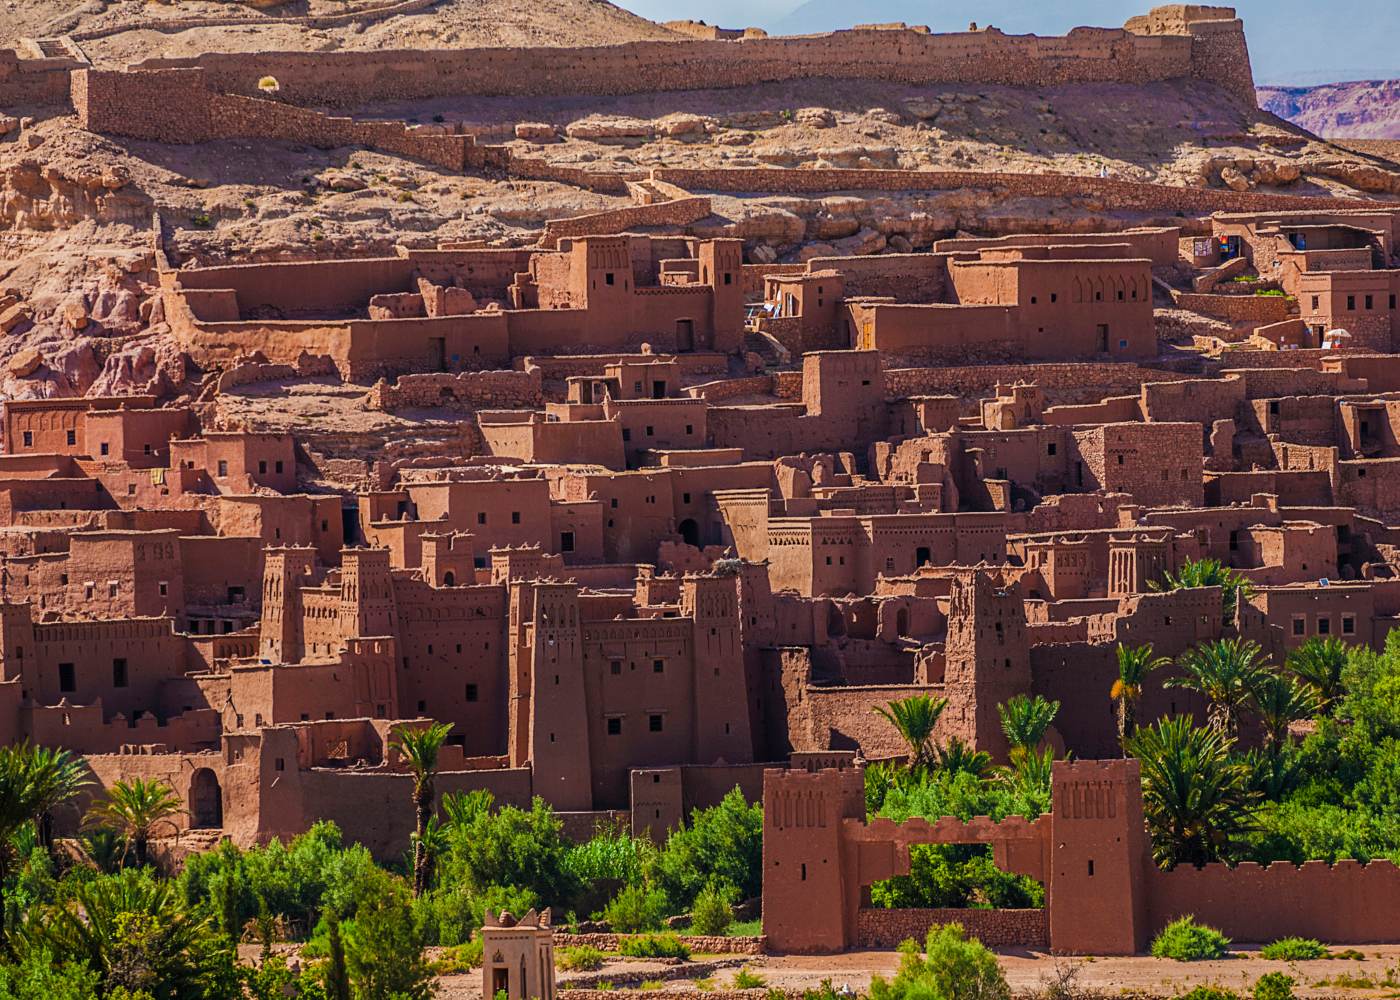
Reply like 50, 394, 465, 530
1, 0, 681, 65
1260, 80, 1400, 139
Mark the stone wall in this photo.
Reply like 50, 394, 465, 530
72, 69, 477, 171
855, 908, 1049, 949
883, 362, 1190, 403
0, 50, 79, 108
365, 368, 543, 412
553, 933, 766, 955
1176, 291, 1292, 323
540, 197, 713, 248
649, 168, 1376, 213
119, 15, 1229, 109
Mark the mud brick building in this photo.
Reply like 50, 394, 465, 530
5, 0, 1400, 953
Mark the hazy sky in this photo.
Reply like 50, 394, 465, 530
615, 1, 1400, 86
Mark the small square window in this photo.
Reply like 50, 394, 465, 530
66, 430, 76, 446
477, 512, 487, 525
649, 714, 664, 733
611, 660, 622, 675
1047, 443, 1057, 456
466, 683, 479, 702
653, 659, 664, 674
100, 442, 109, 456
21, 431, 31, 448
217, 460, 228, 477
560, 531, 575, 552
1342, 615, 1356, 635
158, 581, 168, 597
1348, 295, 1356, 311
1318, 617, 1331, 635
1292, 617, 1306, 637
607, 717, 622, 735
58, 663, 75, 693
258, 461, 268, 474
511, 511, 521, 524
275, 461, 284, 474
622, 428, 631, 442
605, 272, 615, 286
112, 659, 127, 688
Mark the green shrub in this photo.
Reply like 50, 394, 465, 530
733, 968, 767, 989
1252, 972, 1295, 1000
1260, 938, 1327, 961
618, 933, 690, 960
601, 882, 668, 933
729, 918, 763, 937
689, 881, 737, 936
870, 923, 1009, 1000
1177, 988, 1240, 1000
557, 945, 607, 972
1151, 916, 1232, 962
428, 938, 484, 975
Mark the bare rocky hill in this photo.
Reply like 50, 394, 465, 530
1, 0, 681, 64
1260, 80, 1400, 139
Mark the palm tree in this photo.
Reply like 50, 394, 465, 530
0, 744, 88, 953
1112, 643, 1170, 750
872, 695, 948, 773
1151, 557, 1254, 620
21, 745, 89, 856
1249, 672, 1322, 759
997, 694, 1059, 761
1166, 637, 1269, 737
391, 721, 453, 896
1286, 636, 1349, 714
84, 777, 184, 870
23, 868, 229, 999
1125, 716, 1259, 868
935, 737, 993, 779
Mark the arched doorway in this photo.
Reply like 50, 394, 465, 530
190, 768, 223, 829
678, 519, 700, 547
443, 571, 456, 586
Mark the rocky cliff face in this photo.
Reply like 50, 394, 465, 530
1260, 80, 1400, 139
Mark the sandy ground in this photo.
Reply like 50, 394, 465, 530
427, 945, 1400, 1000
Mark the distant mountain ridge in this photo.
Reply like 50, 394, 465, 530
1260, 81, 1400, 140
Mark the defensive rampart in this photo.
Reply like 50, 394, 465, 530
765, 761, 1400, 955
109, 7, 1253, 109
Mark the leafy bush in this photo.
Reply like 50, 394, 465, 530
1176, 988, 1239, 1000
600, 883, 668, 933
651, 788, 762, 912
870, 923, 1009, 1000
0, 949, 100, 1000
1260, 938, 1327, 961
342, 875, 434, 1000
618, 934, 691, 960
557, 946, 607, 972
1252, 973, 1295, 1000
733, 968, 767, 989
689, 881, 737, 936
428, 938, 484, 975
437, 793, 580, 906
1151, 916, 1232, 961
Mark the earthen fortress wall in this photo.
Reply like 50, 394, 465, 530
120, 22, 1215, 109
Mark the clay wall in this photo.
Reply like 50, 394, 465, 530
123, 22, 1207, 109
1146, 860, 1400, 943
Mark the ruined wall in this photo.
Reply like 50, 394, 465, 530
540, 198, 713, 248
648, 168, 1373, 213
120, 20, 1213, 109
0, 50, 80, 108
